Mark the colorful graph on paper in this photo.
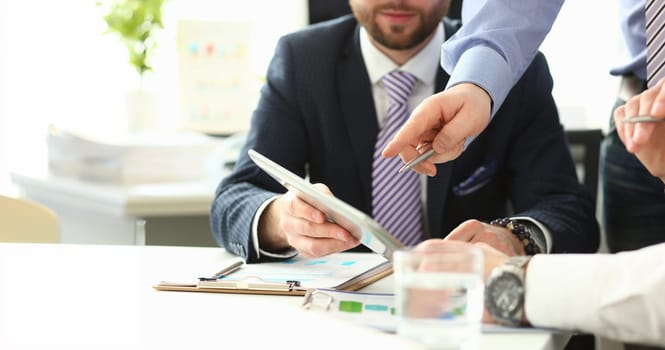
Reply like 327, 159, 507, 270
220, 252, 389, 289
177, 20, 261, 135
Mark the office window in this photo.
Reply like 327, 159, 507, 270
540, 1, 624, 131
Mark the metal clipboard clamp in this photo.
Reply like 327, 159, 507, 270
198, 277, 303, 292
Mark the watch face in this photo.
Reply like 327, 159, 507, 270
486, 272, 524, 319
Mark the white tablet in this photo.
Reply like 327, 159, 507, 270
248, 149, 404, 260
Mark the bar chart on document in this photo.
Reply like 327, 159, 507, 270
177, 20, 260, 135
221, 253, 389, 289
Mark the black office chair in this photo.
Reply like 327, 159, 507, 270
566, 129, 604, 208
564, 129, 604, 350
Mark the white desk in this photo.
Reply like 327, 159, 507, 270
10, 170, 220, 246
0, 243, 570, 350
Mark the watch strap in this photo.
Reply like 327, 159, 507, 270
506, 255, 531, 269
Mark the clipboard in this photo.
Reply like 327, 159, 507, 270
154, 252, 393, 296
247, 149, 404, 261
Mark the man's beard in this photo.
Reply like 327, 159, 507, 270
362, 5, 441, 50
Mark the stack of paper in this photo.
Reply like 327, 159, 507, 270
46, 125, 227, 184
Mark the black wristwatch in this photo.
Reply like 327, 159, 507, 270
485, 256, 531, 327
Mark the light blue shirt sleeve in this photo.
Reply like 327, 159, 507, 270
609, 0, 647, 79
442, 0, 565, 117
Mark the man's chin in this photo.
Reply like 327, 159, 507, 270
377, 34, 419, 50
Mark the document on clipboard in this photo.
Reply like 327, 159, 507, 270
247, 149, 404, 261
154, 252, 392, 296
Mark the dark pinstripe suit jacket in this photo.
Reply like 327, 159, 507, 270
210, 15, 600, 262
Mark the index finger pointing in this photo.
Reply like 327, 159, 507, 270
383, 100, 441, 158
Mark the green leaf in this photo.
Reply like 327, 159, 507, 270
99, 0, 166, 77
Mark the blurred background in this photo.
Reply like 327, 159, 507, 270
0, 0, 621, 194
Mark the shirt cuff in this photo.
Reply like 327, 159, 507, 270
510, 216, 552, 253
525, 253, 611, 330
251, 195, 298, 260
443, 45, 513, 119
529, 245, 665, 344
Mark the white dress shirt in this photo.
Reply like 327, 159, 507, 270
526, 242, 665, 346
359, 24, 442, 127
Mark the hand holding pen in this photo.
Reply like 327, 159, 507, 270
382, 83, 491, 176
614, 77, 665, 180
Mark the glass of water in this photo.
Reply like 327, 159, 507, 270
393, 243, 484, 350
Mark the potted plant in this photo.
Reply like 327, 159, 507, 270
98, 0, 166, 132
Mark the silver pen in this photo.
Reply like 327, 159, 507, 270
398, 149, 436, 174
622, 115, 665, 124
212, 259, 244, 279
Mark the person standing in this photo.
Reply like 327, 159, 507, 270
601, 0, 665, 254
385, 1, 665, 254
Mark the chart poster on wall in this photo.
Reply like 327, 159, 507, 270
177, 20, 260, 135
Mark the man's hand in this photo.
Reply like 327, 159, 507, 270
382, 83, 492, 176
615, 77, 665, 181
258, 183, 359, 258
410, 239, 511, 324
473, 242, 511, 324
444, 219, 525, 256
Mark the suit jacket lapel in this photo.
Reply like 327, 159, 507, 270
426, 65, 454, 238
337, 25, 377, 213
424, 18, 462, 238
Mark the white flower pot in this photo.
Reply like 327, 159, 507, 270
126, 90, 157, 133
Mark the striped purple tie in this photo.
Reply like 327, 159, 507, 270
647, 0, 665, 87
372, 71, 422, 246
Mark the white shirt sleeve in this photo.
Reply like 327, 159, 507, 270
251, 196, 298, 260
525, 243, 665, 346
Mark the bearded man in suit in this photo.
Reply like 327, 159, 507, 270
210, 0, 599, 262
